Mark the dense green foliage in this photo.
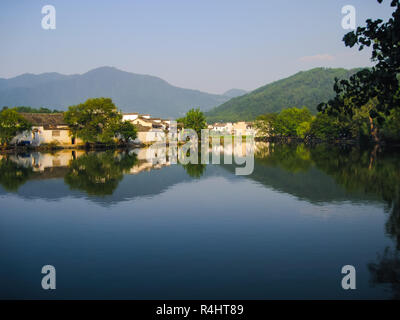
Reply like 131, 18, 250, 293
256, 107, 316, 139
206, 68, 361, 122
0, 108, 32, 146
1, 106, 62, 113
255, 103, 400, 142
318, 0, 400, 143
274, 107, 312, 137
177, 108, 207, 136
116, 121, 138, 144
64, 98, 136, 144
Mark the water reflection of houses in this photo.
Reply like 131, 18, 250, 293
8, 150, 86, 172
6, 145, 172, 177
128, 147, 171, 174
210, 140, 256, 159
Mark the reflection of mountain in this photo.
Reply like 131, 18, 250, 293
0, 149, 237, 206
0, 163, 236, 206
220, 143, 382, 205
1, 143, 399, 209
247, 163, 380, 204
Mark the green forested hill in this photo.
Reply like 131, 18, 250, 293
206, 68, 363, 122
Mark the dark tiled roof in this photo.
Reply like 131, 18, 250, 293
20, 113, 66, 126
134, 124, 152, 132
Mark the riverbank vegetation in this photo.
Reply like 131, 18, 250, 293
255, 104, 400, 144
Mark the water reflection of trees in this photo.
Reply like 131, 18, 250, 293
368, 247, 400, 299
255, 142, 400, 298
182, 163, 206, 178
64, 151, 137, 196
180, 148, 206, 179
0, 157, 33, 191
255, 143, 312, 173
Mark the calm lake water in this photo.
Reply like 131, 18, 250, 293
0, 143, 399, 299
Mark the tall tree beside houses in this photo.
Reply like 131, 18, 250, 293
177, 108, 207, 137
64, 97, 137, 145
0, 108, 31, 147
318, 0, 400, 143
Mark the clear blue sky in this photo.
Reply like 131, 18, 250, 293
0, 0, 395, 94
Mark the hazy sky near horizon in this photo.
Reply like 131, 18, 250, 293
0, 0, 395, 94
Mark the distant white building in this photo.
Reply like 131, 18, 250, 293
123, 113, 169, 145
210, 122, 233, 134
122, 113, 139, 121
209, 121, 256, 136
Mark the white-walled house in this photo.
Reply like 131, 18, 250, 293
123, 113, 168, 145
232, 121, 256, 136
210, 122, 234, 134
12, 113, 83, 146
122, 113, 139, 121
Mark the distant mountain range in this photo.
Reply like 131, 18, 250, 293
0, 66, 365, 121
205, 67, 363, 122
0, 67, 231, 118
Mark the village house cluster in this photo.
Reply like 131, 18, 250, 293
11, 112, 176, 146
121, 113, 174, 145
208, 121, 256, 136
10, 112, 257, 147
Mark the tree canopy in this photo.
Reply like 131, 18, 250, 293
178, 108, 207, 137
0, 108, 32, 146
64, 98, 136, 144
318, 0, 400, 142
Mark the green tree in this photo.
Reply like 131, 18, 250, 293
64, 98, 128, 145
296, 121, 311, 139
382, 107, 400, 141
255, 113, 277, 137
318, 0, 400, 142
0, 108, 31, 147
274, 107, 312, 137
309, 113, 341, 140
116, 121, 137, 144
179, 108, 207, 137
